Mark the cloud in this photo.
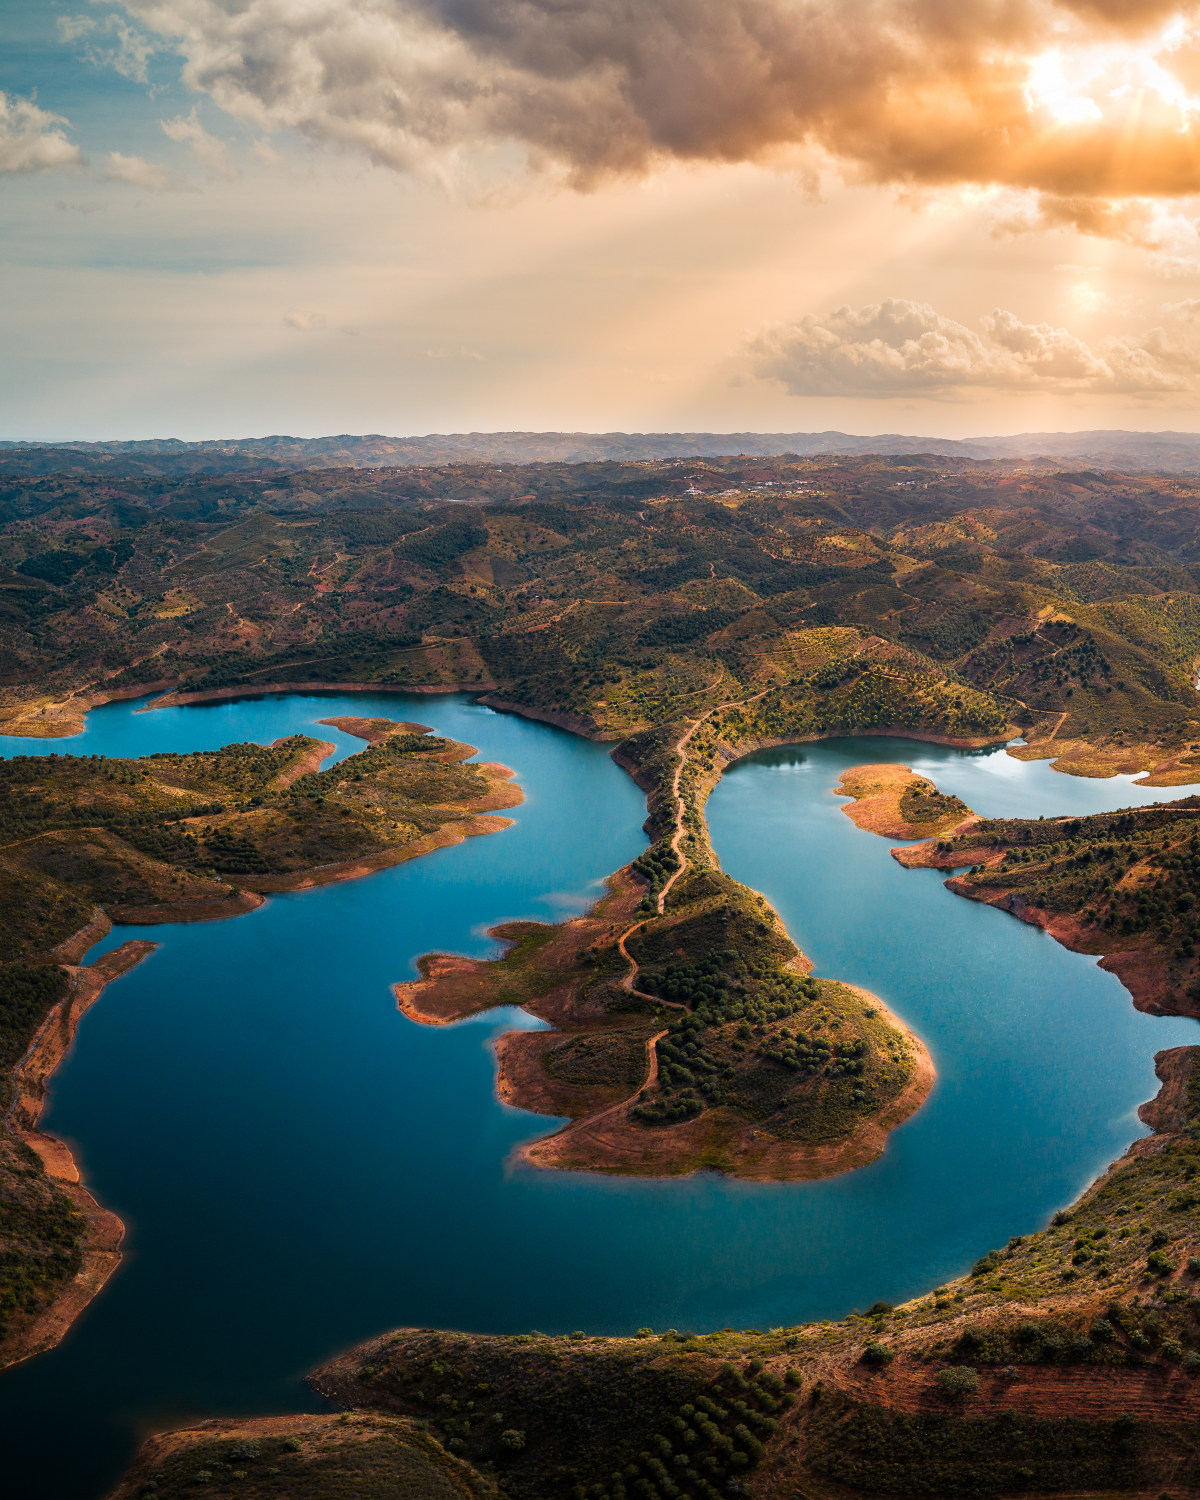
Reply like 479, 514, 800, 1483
0, 92, 81, 174
60, 13, 158, 83
104, 150, 175, 190
102, 0, 1200, 202
57, 15, 96, 44
283, 310, 324, 331
161, 109, 236, 178
749, 297, 1200, 397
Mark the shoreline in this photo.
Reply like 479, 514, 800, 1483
941, 874, 1199, 1023
3, 674, 1195, 795
1, 937, 156, 1372
889, 823, 1200, 1026
136, 680, 501, 714
0, 720, 522, 1372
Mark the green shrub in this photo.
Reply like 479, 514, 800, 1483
935, 1367, 980, 1401
500, 1429, 526, 1451
862, 1342, 895, 1366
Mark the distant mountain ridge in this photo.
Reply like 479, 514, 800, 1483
5, 428, 1200, 475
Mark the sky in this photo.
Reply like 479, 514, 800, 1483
8, 0, 1200, 440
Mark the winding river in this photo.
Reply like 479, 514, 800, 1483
0, 692, 1197, 1499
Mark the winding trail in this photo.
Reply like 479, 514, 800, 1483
611, 689, 769, 1103
1044, 709, 1070, 742
568, 1028, 670, 1140
615, 714, 706, 1003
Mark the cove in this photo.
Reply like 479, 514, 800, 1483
0, 698, 1196, 1500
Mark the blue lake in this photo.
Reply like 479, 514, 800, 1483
0, 694, 1197, 1498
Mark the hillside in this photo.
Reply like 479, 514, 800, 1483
6, 430, 1200, 475
2, 455, 1200, 785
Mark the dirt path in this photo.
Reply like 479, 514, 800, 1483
574, 1027, 668, 1136
504, 599, 580, 635
613, 716, 705, 1003
64, 643, 173, 707
615, 688, 765, 1003
1044, 709, 1070, 742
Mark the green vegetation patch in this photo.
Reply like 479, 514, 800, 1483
624, 871, 914, 1140
544, 1032, 650, 1089
898, 782, 969, 829
0, 1131, 85, 1347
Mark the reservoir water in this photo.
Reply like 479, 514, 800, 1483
1, 692, 1197, 1499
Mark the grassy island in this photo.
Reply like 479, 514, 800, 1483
0, 718, 517, 1370
835, 762, 975, 839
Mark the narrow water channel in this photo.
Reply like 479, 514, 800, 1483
0, 694, 1195, 1499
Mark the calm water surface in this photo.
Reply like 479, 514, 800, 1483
1, 695, 1197, 1498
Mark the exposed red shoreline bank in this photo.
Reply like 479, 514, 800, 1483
1, 924, 155, 1371
138, 680, 500, 713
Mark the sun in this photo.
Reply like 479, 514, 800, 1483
1024, 17, 1200, 130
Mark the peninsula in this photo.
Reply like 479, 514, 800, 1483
397, 682, 946, 1180
0, 717, 518, 1370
